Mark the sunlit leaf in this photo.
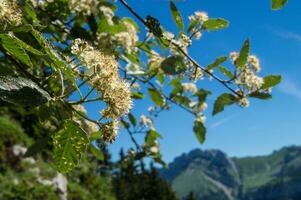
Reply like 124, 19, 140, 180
131, 91, 145, 99
261, 75, 281, 89
272, 0, 288, 10
90, 144, 104, 161
53, 120, 89, 173
193, 120, 206, 144
216, 66, 235, 79
202, 18, 229, 31
235, 39, 250, 69
146, 130, 161, 145
148, 88, 165, 106
170, 1, 184, 31
160, 55, 186, 75
128, 113, 137, 126
0, 34, 33, 67
194, 89, 211, 102
213, 93, 237, 115
249, 92, 272, 100
207, 56, 227, 70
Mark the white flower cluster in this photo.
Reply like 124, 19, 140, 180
230, 52, 267, 107
188, 11, 209, 40
188, 64, 204, 82
148, 51, 165, 71
71, 39, 133, 142
0, 0, 22, 26
97, 21, 139, 53
28, 0, 54, 8
163, 32, 192, 54
230, 52, 264, 93
182, 82, 198, 94
189, 11, 209, 23
189, 101, 207, 123
99, 6, 115, 25
140, 115, 154, 129
69, 0, 100, 16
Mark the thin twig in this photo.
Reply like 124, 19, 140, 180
69, 96, 103, 105
119, 0, 242, 98
66, 102, 103, 129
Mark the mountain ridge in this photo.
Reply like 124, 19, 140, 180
160, 145, 301, 200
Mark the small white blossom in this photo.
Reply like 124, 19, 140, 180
149, 141, 160, 154
230, 52, 239, 63
140, 115, 153, 128
189, 11, 209, 23
196, 115, 206, 123
182, 83, 198, 94
99, 6, 114, 25
163, 32, 175, 41
248, 55, 261, 72
147, 107, 155, 113
239, 98, 250, 107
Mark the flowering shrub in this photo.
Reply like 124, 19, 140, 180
0, 0, 286, 172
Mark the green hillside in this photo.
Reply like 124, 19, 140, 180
161, 146, 301, 200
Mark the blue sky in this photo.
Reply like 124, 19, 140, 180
88, 0, 301, 163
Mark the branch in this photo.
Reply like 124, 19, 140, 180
121, 118, 141, 151
119, 0, 242, 98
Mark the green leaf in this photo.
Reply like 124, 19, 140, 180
172, 95, 191, 107
89, 131, 102, 141
2, 34, 43, 56
157, 74, 165, 85
90, 145, 104, 161
194, 89, 211, 102
145, 130, 161, 145
170, 1, 184, 32
22, 1, 39, 24
0, 76, 50, 107
261, 75, 281, 89
53, 120, 89, 173
24, 137, 50, 157
216, 66, 235, 79
212, 93, 237, 115
169, 78, 183, 97
131, 91, 145, 99
207, 56, 227, 70
202, 18, 229, 31
31, 29, 76, 87
235, 39, 250, 69
148, 88, 165, 106
272, 0, 288, 10
249, 92, 272, 100
160, 55, 186, 75
0, 34, 33, 67
128, 113, 137, 126
193, 120, 206, 144
121, 120, 130, 129
187, 19, 199, 33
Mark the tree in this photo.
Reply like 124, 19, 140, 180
185, 192, 197, 200
0, 0, 284, 173
113, 159, 177, 200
